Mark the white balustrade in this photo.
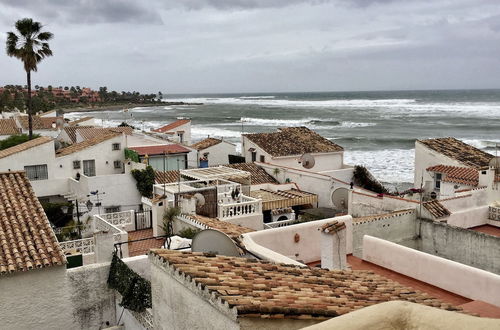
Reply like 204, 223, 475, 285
100, 210, 134, 227
59, 237, 95, 255
218, 195, 261, 220
489, 206, 500, 221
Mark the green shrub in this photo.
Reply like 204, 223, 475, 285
131, 165, 155, 198
0, 134, 40, 150
178, 227, 200, 239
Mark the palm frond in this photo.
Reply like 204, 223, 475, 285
37, 32, 53, 41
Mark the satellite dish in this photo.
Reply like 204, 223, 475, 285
331, 187, 349, 210
191, 229, 241, 257
299, 153, 315, 169
193, 193, 206, 206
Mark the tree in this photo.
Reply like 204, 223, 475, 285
6, 18, 53, 139
162, 207, 180, 249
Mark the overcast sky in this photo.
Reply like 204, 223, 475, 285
0, 0, 499, 94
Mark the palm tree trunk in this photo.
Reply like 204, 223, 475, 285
26, 70, 33, 139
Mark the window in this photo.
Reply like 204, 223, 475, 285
114, 160, 122, 169
260, 155, 265, 162
435, 173, 442, 189
251, 151, 256, 162
83, 160, 96, 177
178, 132, 184, 143
73, 160, 81, 169
112, 143, 121, 151
24, 165, 48, 181
105, 206, 120, 213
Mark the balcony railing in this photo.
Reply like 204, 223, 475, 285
218, 195, 261, 220
59, 237, 95, 255
100, 210, 134, 228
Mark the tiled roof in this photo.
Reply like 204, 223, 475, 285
128, 144, 190, 156
320, 220, 346, 234
155, 170, 180, 184
0, 171, 65, 274
250, 188, 318, 211
150, 250, 461, 319
0, 119, 21, 135
56, 131, 121, 157
353, 210, 415, 224
68, 116, 94, 126
244, 127, 343, 157
155, 163, 278, 185
418, 138, 493, 169
187, 214, 254, 239
191, 138, 223, 150
224, 163, 278, 185
62, 126, 94, 143
18, 116, 63, 130
152, 119, 190, 133
0, 136, 53, 159
427, 165, 478, 186
423, 200, 451, 219
76, 126, 133, 141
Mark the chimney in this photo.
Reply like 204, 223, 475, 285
319, 221, 347, 270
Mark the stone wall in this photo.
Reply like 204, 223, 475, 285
418, 218, 500, 274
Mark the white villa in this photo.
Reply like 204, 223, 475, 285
190, 137, 237, 167
151, 118, 191, 145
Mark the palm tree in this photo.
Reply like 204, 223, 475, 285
6, 18, 53, 139
162, 207, 180, 249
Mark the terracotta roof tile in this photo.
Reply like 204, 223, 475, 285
353, 210, 416, 224
250, 188, 317, 211
0, 171, 65, 274
191, 138, 223, 150
244, 127, 343, 157
187, 214, 254, 239
418, 138, 493, 169
129, 144, 190, 156
0, 136, 53, 159
155, 170, 180, 184
427, 165, 479, 186
56, 131, 121, 157
62, 126, 94, 143
76, 127, 133, 141
320, 220, 346, 234
68, 116, 94, 126
0, 119, 21, 135
152, 119, 190, 133
423, 200, 451, 219
150, 250, 461, 319
18, 116, 63, 130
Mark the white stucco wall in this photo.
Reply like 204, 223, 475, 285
242, 215, 353, 264
55, 134, 126, 179
258, 162, 351, 208
351, 192, 419, 217
0, 264, 116, 330
151, 256, 240, 330
363, 235, 500, 307
198, 141, 236, 167
0, 139, 56, 176
414, 141, 469, 189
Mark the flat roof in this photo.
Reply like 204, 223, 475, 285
470, 225, 500, 238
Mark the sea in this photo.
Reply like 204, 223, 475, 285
65, 89, 500, 190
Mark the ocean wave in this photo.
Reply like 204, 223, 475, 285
345, 149, 415, 184
238, 117, 375, 128
462, 139, 500, 150
164, 96, 418, 108
239, 96, 276, 99
191, 125, 242, 139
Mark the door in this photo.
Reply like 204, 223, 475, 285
83, 160, 96, 176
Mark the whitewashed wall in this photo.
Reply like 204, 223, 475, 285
199, 141, 236, 167
363, 235, 500, 307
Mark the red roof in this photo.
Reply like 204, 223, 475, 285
129, 144, 190, 156
426, 164, 478, 186
152, 119, 190, 133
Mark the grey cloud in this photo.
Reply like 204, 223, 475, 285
1, 0, 162, 24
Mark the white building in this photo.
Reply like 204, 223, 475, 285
190, 137, 237, 167
151, 118, 191, 145
414, 137, 494, 199
242, 127, 345, 172
127, 144, 190, 171
15, 115, 64, 138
